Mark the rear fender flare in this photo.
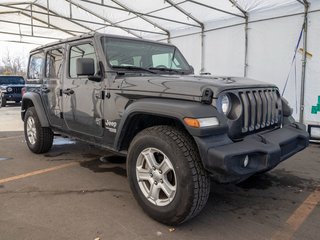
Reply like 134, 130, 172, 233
21, 92, 50, 127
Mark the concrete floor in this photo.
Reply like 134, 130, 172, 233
0, 104, 319, 240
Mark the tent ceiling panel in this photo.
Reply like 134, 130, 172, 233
236, 0, 300, 12
176, 1, 242, 23
0, 0, 317, 45
113, 0, 177, 14
146, 7, 202, 29
70, 0, 166, 34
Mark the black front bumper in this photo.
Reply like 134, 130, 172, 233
3, 93, 22, 102
195, 123, 309, 183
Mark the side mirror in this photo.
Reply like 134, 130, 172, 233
76, 58, 95, 76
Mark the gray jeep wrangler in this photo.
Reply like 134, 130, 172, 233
22, 33, 309, 225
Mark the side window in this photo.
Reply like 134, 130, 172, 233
46, 48, 64, 78
28, 52, 45, 79
69, 43, 97, 78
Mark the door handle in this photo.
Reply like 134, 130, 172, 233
41, 87, 50, 93
63, 89, 74, 95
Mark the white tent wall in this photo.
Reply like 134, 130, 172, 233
304, 9, 320, 126
169, 1, 319, 125
170, 34, 202, 74
246, 14, 304, 121
202, 25, 245, 77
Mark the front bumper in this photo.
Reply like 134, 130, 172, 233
3, 93, 22, 102
195, 123, 309, 183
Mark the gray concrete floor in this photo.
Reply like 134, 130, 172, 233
0, 104, 319, 240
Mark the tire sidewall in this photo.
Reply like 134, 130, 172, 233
24, 107, 41, 152
127, 129, 195, 224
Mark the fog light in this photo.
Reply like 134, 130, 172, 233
243, 155, 249, 167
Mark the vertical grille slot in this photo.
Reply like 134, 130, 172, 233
265, 90, 272, 126
247, 91, 256, 131
253, 91, 262, 129
259, 90, 268, 128
272, 90, 279, 123
240, 92, 249, 133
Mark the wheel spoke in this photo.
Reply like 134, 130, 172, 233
142, 149, 158, 169
136, 166, 151, 182
159, 157, 172, 174
148, 182, 160, 201
161, 179, 175, 198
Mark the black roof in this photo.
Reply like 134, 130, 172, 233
30, 32, 172, 53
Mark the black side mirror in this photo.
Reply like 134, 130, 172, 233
76, 58, 95, 76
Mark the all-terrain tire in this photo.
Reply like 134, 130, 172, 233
0, 97, 6, 107
24, 107, 54, 153
127, 125, 210, 225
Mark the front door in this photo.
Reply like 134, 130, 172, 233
63, 41, 104, 137
42, 47, 64, 127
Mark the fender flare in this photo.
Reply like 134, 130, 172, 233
114, 98, 227, 150
21, 92, 50, 127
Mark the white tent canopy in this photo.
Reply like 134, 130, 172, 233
0, 0, 319, 126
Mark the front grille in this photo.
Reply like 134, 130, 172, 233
239, 88, 281, 134
7, 87, 22, 94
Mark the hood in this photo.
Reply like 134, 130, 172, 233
0, 84, 25, 88
118, 74, 277, 99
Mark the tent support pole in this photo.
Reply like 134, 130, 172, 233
30, 4, 34, 36
299, 1, 309, 123
164, 0, 204, 72
200, 28, 205, 73
244, 16, 249, 77
47, 0, 50, 27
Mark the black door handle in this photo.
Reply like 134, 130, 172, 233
63, 89, 74, 95
41, 87, 50, 93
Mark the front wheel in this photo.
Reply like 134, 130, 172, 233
127, 126, 210, 225
0, 97, 6, 107
24, 107, 54, 153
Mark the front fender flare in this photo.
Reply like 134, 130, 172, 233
114, 98, 228, 149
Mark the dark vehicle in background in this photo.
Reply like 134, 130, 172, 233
21, 33, 309, 225
0, 75, 25, 107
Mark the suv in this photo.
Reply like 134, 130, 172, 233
0, 75, 25, 107
22, 33, 309, 225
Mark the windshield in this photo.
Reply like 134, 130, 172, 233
0, 76, 25, 85
101, 37, 192, 74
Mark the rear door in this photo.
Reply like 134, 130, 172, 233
62, 40, 104, 137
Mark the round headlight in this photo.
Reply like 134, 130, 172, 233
220, 94, 231, 115
7, 87, 12, 92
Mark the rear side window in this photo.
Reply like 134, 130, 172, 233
28, 52, 45, 79
69, 43, 97, 78
46, 48, 64, 78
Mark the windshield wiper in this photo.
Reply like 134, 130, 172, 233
149, 67, 183, 74
113, 66, 156, 74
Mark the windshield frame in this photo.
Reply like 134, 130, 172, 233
100, 36, 193, 75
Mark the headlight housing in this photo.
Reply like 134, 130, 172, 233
220, 94, 231, 115
218, 93, 242, 120
0, 87, 6, 93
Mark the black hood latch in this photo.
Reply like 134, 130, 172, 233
201, 88, 213, 105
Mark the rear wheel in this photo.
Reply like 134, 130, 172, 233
127, 125, 210, 225
24, 107, 54, 153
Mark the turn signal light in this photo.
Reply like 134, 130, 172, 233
184, 117, 219, 128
